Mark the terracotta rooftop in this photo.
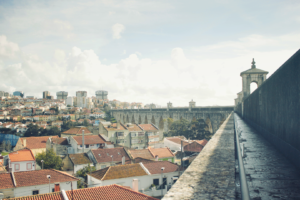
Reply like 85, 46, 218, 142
72, 135, 106, 145
104, 123, 126, 131
127, 149, 154, 160
9, 149, 35, 162
4, 184, 158, 200
62, 127, 91, 135
166, 137, 190, 146
0, 173, 14, 189
195, 139, 208, 146
51, 138, 68, 145
148, 147, 174, 158
89, 163, 148, 181
133, 157, 156, 164
184, 139, 208, 152
69, 153, 92, 165
0, 169, 78, 189
91, 147, 130, 163
124, 123, 142, 132
139, 124, 158, 131
143, 161, 179, 174
20, 136, 59, 149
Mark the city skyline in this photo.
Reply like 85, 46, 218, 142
1, 0, 300, 106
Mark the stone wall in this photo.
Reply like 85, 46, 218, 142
111, 106, 233, 134
162, 112, 235, 199
236, 49, 300, 169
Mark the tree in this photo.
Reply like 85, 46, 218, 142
61, 120, 74, 132
1, 141, 6, 151
6, 141, 12, 151
83, 119, 89, 127
168, 118, 191, 139
47, 126, 61, 137
190, 119, 213, 140
167, 118, 212, 140
76, 164, 96, 182
35, 149, 63, 170
24, 124, 39, 137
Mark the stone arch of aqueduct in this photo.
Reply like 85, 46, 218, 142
111, 106, 234, 134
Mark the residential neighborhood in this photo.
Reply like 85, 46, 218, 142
0, 91, 209, 199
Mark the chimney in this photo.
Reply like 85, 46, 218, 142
117, 121, 120, 129
122, 156, 125, 165
155, 155, 159, 161
132, 179, 139, 192
82, 129, 85, 153
23, 139, 26, 147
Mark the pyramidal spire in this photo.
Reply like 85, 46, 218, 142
251, 58, 256, 69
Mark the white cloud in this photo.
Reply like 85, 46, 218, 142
0, 35, 20, 59
112, 23, 125, 39
0, 32, 299, 107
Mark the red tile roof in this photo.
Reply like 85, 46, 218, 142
0, 173, 14, 189
143, 161, 179, 174
62, 127, 91, 135
21, 136, 59, 149
4, 184, 158, 200
148, 147, 174, 158
125, 124, 142, 131
166, 137, 189, 146
195, 139, 208, 146
51, 138, 68, 145
139, 124, 158, 131
184, 139, 208, 152
72, 135, 106, 145
0, 169, 79, 189
69, 153, 92, 165
89, 163, 148, 180
127, 149, 154, 160
9, 149, 35, 162
91, 147, 130, 163
104, 123, 126, 131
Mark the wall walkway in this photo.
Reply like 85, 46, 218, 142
235, 113, 300, 199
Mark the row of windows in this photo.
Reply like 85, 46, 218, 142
14, 163, 33, 171
79, 144, 100, 148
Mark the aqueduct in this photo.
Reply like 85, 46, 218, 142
110, 105, 234, 134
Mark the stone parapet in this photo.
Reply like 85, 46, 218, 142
162, 112, 235, 200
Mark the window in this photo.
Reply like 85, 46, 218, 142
117, 132, 124, 136
86, 144, 89, 148
138, 132, 144, 136
117, 139, 124, 144
52, 188, 55, 192
153, 179, 159, 186
27, 163, 32, 170
131, 132, 136, 137
80, 145, 83, 147
54, 184, 60, 192
32, 190, 39, 195
15, 164, 20, 171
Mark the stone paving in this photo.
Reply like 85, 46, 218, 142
163, 113, 235, 200
234, 114, 300, 200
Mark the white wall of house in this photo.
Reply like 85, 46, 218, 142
13, 181, 77, 198
164, 139, 181, 151
9, 160, 36, 172
87, 172, 179, 196
74, 163, 92, 174
69, 137, 102, 154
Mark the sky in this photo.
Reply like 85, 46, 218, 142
0, 0, 300, 107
